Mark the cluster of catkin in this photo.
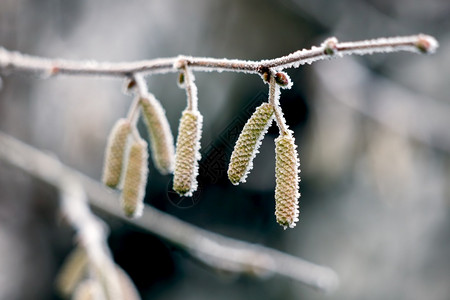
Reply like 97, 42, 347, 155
101, 68, 202, 218
102, 91, 175, 218
56, 246, 140, 300
228, 71, 300, 229
101, 68, 300, 229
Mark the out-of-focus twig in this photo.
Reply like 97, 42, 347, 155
60, 179, 124, 299
0, 132, 339, 292
313, 59, 450, 153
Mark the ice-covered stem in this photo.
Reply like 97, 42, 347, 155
175, 60, 198, 111
125, 74, 145, 124
124, 74, 147, 143
0, 35, 437, 77
268, 71, 289, 136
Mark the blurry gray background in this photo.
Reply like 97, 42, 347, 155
0, 0, 449, 299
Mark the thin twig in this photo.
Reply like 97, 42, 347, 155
0, 35, 437, 78
0, 131, 338, 292
268, 73, 289, 136
313, 58, 450, 153
131, 73, 148, 96
181, 65, 198, 111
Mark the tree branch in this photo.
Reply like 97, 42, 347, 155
0, 34, 437, 78
0, 131, 339, 292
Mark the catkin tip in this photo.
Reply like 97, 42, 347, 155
121, 139, 149, 218
228, 102, 274, 185
274, 132, 300, 229
102, 119, 131, 189
173, 110, 202, 196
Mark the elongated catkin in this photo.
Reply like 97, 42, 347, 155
56, 247, 88, 297
121, 139, 148, 218
173, 109, 202, 196
140, 95, 175, 175
72, 279, 104, 300
102, 119, 131, 188
274, 132, 300, 229
228, 102, 274, 185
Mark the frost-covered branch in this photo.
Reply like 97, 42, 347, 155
0, 35, 437, 78
0, 132, 338, 292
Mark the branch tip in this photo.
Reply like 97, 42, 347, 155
416, 34, 439, 54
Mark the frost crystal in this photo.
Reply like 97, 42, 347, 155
228, 102, 275, 185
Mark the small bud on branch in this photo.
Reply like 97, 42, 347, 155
274, 72, 292, 89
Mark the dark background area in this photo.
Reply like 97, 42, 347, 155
0, 0, 449, 299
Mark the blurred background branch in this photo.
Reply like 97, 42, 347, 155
0, 131, 338, 292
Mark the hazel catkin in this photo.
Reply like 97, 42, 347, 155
274, 132, 300, 229
121, 139, 149, 218
72, 279, 103, 300
173, 109, 202, 196
140, 95, 175, 175
56, 247, 88, 297
228, 102, 274, 185
102, 119, 131, 188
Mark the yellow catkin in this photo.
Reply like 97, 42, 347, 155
72, 279, 103, 300
102, 119, 131, 188
115, 265, 140, 300
140, 95, 175, 175
56, 247, 88, 297
173, 109, 202, 196
121, 139, 149, 218
228, 102, 274, 185
275, 132, 300, 229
